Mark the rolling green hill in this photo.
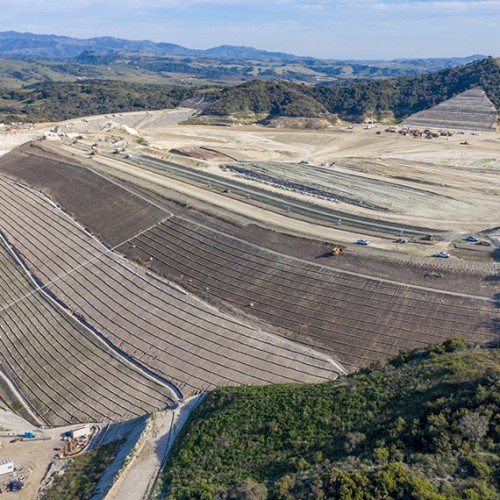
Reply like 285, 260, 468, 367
204, 57, 500, 123
0, 80, 207, 122
1, 58, 498, 124
160, 339, 499, 499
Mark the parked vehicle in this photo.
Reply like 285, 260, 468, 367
355, 239, 370, 245
433, 252, 450, 258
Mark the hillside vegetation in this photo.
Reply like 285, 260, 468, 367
45, 439, 124, 499
206, 80, 328, 118
0, 57, 498, 123
205, 57, 500, 122
0, 80, 205, 121
161, 339, 499, 499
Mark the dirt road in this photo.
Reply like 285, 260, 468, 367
64, 147, 450, 256
107, 396, 205, 500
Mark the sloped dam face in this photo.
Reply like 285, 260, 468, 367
404, 88, 498, 131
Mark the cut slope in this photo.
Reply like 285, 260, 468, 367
0, 176, 340, 396
0, 143, 167, 246
0, 236, 174, 426
122, 217, 497, 372
403, 88, 498, 131
0, 145, 496, 374
63, 109, 196, 134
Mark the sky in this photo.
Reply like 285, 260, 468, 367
0, 0, 499, 59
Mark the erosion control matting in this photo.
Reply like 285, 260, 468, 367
2, 144, 497, 374
404, 88, 498, 132
0, 236, 175, 426
0, 143, 168, 246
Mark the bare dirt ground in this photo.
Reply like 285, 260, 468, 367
0, 422, 98, 499
0, 112, 497, 494
137, 124, 500, 234
1, 113, 498, 298
7, 140, 492, 371
107, 395, 204, 500
61, 145, 498, 270
0, 125, 48, 158
2, 113, 499, 241
0, 143, 169, 246
60, 108, 196, 135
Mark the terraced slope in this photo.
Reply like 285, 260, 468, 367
0, 237, 175, 426
63, 109, 196, 133
0, 176, 340, 397
0, 144, 168, 246
121, 217, 498, 372
404, 88, 498, 131
1, 145, 496, 377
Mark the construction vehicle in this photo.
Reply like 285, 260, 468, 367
421, 234, 437, 242
476, 239, 491, 246
331, 244, 346, 256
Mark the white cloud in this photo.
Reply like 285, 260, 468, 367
294, 3, 327, 10
2, 0, 498, 14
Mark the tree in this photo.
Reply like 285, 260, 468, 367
344, 432, 366, 453
458, 412, 490, 443
227, 478, 268, 500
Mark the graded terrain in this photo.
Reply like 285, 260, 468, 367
0, 124, 498, 376
0, 233, 175, 426
0, 100, 498, 498
0, 173, 338, 397
404, 88, 498, 131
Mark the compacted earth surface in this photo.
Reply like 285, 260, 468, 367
0, 110, 498, 496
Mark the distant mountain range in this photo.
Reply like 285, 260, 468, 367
0, 31, 301, 61
0, 31, 487, 65
0, 32, 497, 126
0, 31, 492, 89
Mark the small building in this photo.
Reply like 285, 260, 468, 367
68, 425, 91, 440
0, 457, 14, 476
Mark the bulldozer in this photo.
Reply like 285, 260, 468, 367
476, 239, 491, 247
331, 244, 346, 256
421, 234, 437, 243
